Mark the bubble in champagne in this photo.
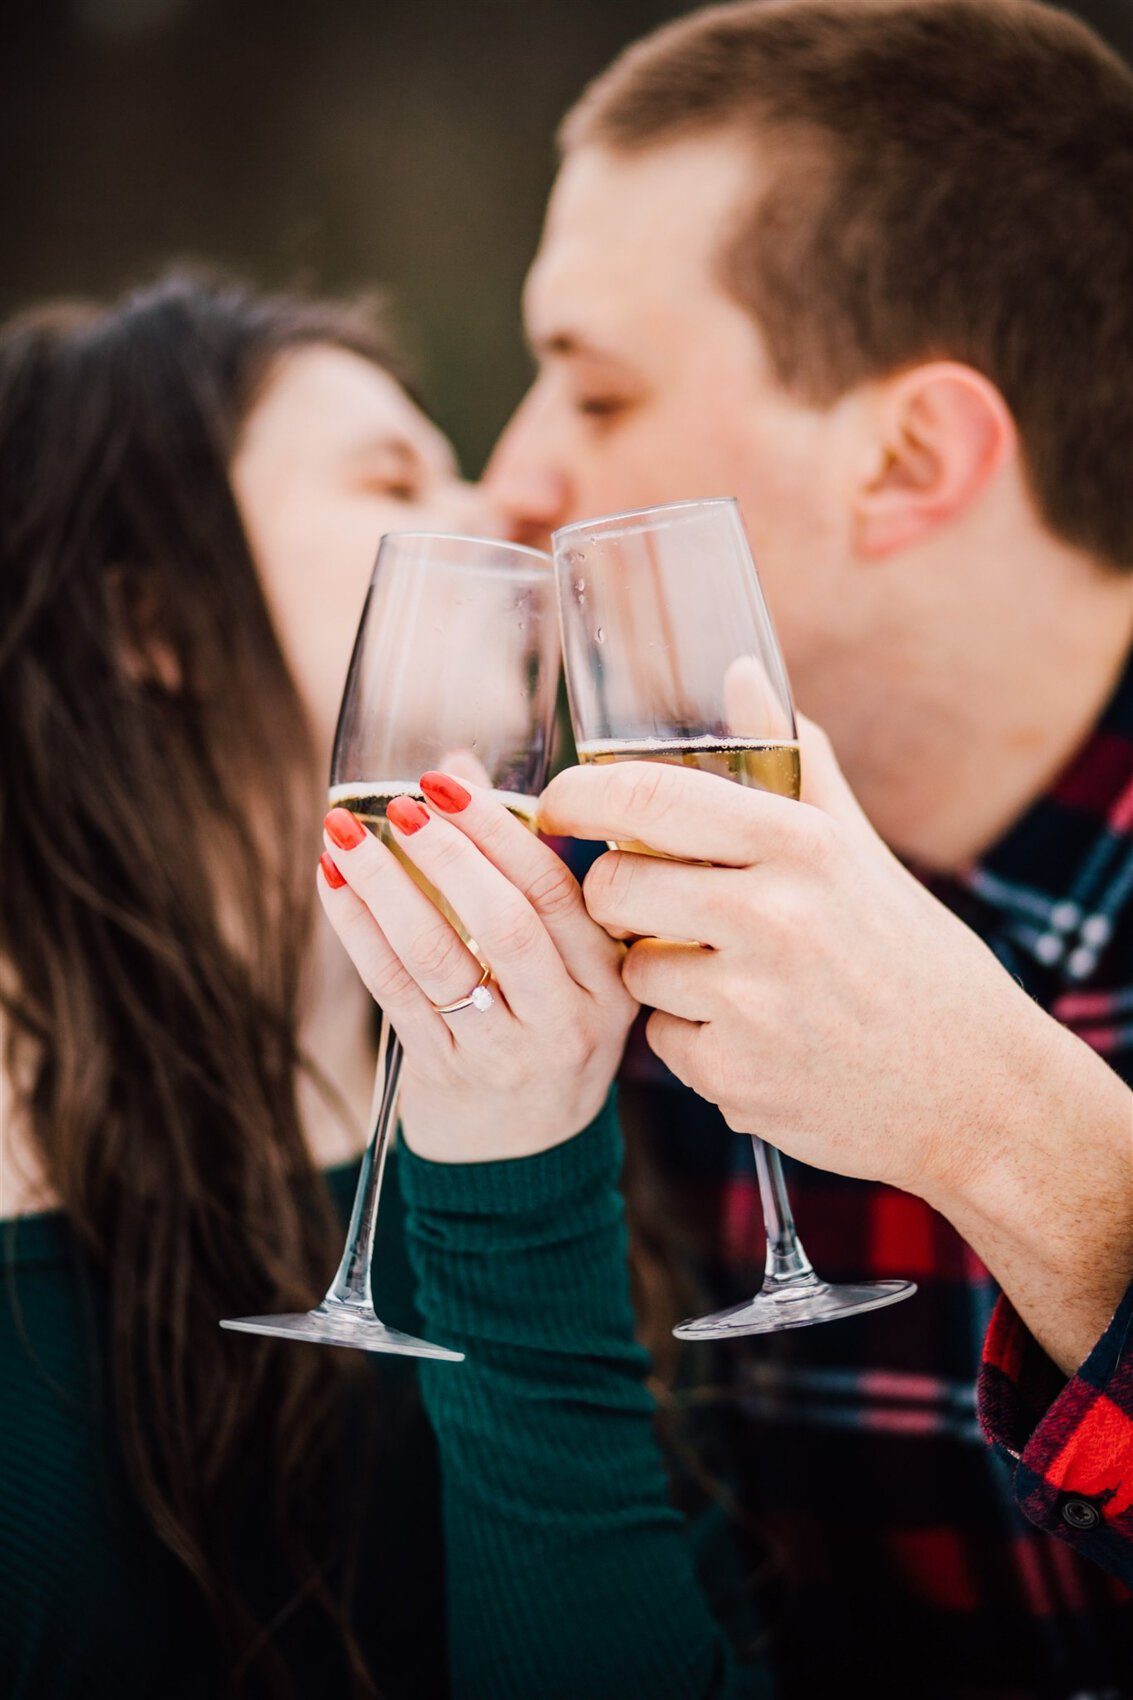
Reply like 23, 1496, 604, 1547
595, 627, 606, 643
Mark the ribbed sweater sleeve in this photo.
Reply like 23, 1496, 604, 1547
399, 1095, 768, 1700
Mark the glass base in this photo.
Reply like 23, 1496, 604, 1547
673, 1274, 917, 1340
220, 1300, 464, 1361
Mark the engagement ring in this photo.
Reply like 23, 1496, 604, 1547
432, 964, 494, 1015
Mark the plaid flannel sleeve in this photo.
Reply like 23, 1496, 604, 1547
978, 1281, 1133, 1585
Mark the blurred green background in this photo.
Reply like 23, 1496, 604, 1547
3, 0, 1131, 473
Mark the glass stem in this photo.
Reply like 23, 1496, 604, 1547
325, 1019, 403, 1311
752, 1136, 815, 1287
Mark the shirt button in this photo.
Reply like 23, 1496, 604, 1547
1066, 946, 1098, 980
1061, 1498, 1101, 1531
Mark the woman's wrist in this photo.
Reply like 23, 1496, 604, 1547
397, 1058, 621, 1164
399, 1087, 621, 1219
399, 1089, 637, 1358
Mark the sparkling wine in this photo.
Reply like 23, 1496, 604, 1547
576, 736, 801, 854
326, 781, 539, 951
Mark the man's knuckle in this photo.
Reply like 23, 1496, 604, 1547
644, 1007, 671, 1054
760, 881, 809, 940
623, 940, 659, 999
608, 852, 640, 907
694, 1027, 729, 1097
619, 761, 671, 820
582, 858, 615, 921
736, 812, 767, 863
620, 947, 644, 996
802, 810, 839, 867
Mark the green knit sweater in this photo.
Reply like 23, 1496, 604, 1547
400, 1093, 773, 1700
3, 1102, 772, 1698
0, 1160, 446, 1699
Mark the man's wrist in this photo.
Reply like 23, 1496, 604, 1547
928, 1007, 1133, 1376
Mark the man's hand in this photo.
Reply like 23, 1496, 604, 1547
542, 718, 1035, 1199
539, 719, 1133, 1374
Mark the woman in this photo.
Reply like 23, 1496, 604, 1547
318, 779, 775, 1700
0, 270, 637, 1698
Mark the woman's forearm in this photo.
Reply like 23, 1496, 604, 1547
399, 1099, 768, 1700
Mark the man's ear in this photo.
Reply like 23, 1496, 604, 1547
853, 362, 1017, 559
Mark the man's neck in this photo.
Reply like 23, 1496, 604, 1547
813, 537, 1133, 872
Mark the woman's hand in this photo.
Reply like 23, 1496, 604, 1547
316, 771, 637, 1163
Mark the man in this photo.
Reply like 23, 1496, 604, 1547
486, 1, 1133, 1694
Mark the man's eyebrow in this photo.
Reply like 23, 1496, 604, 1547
530, 329, 635, 368
354, 434, 418, 462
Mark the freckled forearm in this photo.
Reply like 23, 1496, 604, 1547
931, 1014, 1133, 1376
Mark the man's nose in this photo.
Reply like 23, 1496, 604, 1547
484, 407, 571, 549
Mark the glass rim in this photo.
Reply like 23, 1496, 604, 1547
552, 497, 738, 547
375, 529, 552, 566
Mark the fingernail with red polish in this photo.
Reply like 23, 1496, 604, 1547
420, 772, 471, 814
319, 852, 347, 890
324, 808, 367, 851
386, 796, 430, 835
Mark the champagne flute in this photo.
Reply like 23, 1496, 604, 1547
552, 498, 916, 1337
222, 531, 559, 1357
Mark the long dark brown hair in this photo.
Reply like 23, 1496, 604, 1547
0, 271, 405, 1695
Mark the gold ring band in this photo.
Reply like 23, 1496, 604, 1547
431, 963, 494, 1016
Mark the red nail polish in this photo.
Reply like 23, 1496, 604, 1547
319, 852, 346, 890
324, 807, 367, 850
420, 772, 471, 814
386, 796, 430, 835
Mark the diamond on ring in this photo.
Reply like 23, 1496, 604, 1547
431, 963, 495, 1016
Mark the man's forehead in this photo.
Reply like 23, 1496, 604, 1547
524, 135, 757, 345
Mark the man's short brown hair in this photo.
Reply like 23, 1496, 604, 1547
563, 0, 1133, 568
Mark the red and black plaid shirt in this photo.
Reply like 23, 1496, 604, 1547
610, 653, 1133, 1699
